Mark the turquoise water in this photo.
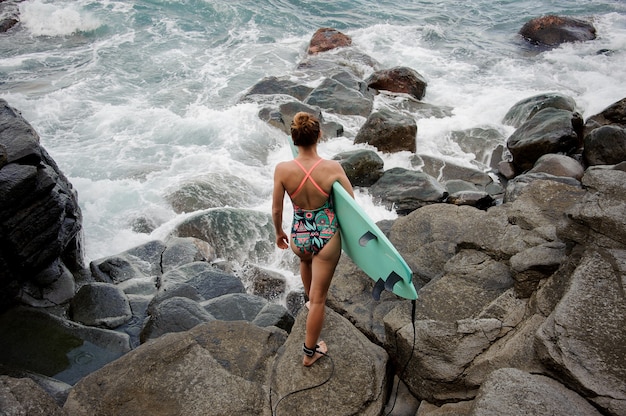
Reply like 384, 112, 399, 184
1, 0, 625, 271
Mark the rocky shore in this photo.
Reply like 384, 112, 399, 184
1, 18, 625, 416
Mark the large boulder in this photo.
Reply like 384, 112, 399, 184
332, 149, 384, 187
0, 375, 67, 416
0, 100, 83, 311
354, 109, 417, 153
503, 93, 578, 128
507, 107, 583, 172
307, 27, 352, 55
69, 282, 132, 329
583, 125, 626, 166
172, 208, 275, 265
365, 66, 428, 100
535, 250, 626, 415
519, 15, 596, 47
64, 321, 286, 415
470, 368, 603, 416
270, 307, 389, 416
304, 77, 374, 116
369, 167, 448, 215
584, 97, 626, 136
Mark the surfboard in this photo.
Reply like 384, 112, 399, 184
287, 140, 418, 300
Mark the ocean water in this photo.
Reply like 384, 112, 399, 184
1, 0, 625, 282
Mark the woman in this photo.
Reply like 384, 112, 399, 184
272, 112, 354, 366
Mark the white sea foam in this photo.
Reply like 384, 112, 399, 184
20, 0, 101, 37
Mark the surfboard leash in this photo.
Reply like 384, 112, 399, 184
384, 298, 417, 416
269, 350, 335, 416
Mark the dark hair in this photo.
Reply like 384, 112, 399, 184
291, 112, 320, 146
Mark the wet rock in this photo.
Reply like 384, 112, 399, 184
164, 173, 257, 213
173, 207, 275, 264
0, 100, 83, 312
507, 107, 583, 172
503, 93, 577, 128
161, 236, 216, 273
365, 66, 428, 100
304, 77, 374, 116
369, 167, 447, 215
333, 149, 384, 187
241, 264, 287, 302
70, 282, 132, 329
584, 97, 626, 136
519, 15, 596, 47
241, 76, 313, 102
307, 27, 352, 54
583, 125, 626, 166
0, 307, 130, 385
355, 108, 417, 153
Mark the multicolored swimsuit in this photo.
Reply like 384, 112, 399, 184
290, 159, 338, 255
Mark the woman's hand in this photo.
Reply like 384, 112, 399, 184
276, 230, 289, 249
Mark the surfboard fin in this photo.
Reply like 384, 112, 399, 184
372, 271, 403, 300
359, 231, 377, 247
372, 278, 385, 301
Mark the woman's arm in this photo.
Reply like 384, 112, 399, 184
272, 164, 289, 249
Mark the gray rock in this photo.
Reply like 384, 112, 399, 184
173, 207, 275, 264
304, 77, 374, 117
161, 261, 245, 300
502, 93, 577, 128
370, 167, 447, 215
583, 125, 626, 166
141, 297, 214, 342
252, 303, 294, 332
271, 307, 389, 415
0, 375, 66, 416
391, 318, 504, 403
64, 321, 286, 415
528, 153, 585, 180
242, 264, 287, 302
355, 108, 417, 153
535, 250, 626, 416
90, 240, 166, 285
563, 167, 626, 247
333, 149, 384, 187
507, 107, 583, 172
470, 368, 602, 415
70, 282, 132, 329
164, 173, 257, 213
202, 293, 267, 322
510, 242, 567, 297
161, 236, 216, 273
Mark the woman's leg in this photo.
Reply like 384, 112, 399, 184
303, 232, 341, 366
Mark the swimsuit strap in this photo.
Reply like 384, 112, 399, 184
291, 158, 329, 198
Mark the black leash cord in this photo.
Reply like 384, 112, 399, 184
270, 352, 335, 416
384, 299, 417, 416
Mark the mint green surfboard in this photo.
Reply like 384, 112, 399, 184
288, 140, 418, 300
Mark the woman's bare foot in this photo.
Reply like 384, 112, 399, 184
303, 340, 327, 367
